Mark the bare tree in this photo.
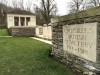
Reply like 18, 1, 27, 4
0, 0, 8, 25
89, 0, 100, 6
33, 4, 44, 25
12, 0, 25, 10
37, 0, 57, 25
80, 0, 100, 10
68, 0, 84, 13
97, 0, 100, 6
18, 0, 24, 10
25, 0, 33, 11
0, 0, 8, 5
12, 0, 19, 9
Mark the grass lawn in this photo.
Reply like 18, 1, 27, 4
0, 29, 9, 36
0, 37, 74, 75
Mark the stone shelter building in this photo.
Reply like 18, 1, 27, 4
7, 9, 52, 38
7, 9, 36, 36
7, 9, 36, 28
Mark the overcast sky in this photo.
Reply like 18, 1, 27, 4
55, 0, 70, 15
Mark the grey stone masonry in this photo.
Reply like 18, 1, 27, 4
51, 6, 100, 75
9, 27, 35, 37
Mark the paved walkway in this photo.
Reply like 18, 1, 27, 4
0, 36, 52, 45
31, 37, 52, 45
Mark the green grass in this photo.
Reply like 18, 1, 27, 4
0, 29, 9, 36
0, 37, 74, 75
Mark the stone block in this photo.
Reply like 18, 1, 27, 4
9, 27, 35, 37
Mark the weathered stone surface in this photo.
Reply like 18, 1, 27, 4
51, 6, 100, 75
63, 23, 97, 62
9, 26, 35, 36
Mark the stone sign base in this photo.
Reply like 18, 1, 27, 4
51, 6, 100, 75
51, 22, 100, 75
8, 26, 35, 37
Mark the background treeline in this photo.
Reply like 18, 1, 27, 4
0, 0, 100, 28
68, 0, 100, 13
0, 0, 57, 27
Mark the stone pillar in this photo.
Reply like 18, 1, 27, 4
25, 17, 26, 26
48, 25, 52, 39
19, 17, 21, 26
43, 24, 48, 38
13, 17, 14, 26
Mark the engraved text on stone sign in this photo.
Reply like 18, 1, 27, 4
63, 23, 97, 62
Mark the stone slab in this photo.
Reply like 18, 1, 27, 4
63, 22, 97, 62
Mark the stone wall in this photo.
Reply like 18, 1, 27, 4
35, 25, 52, 39
51, 6, 100, 75
9, 26, 35, 37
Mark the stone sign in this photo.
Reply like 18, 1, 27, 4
63, 23, 97, 62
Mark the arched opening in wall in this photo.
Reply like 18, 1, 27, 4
26, 17, 30, 26
14, 17, 19, 26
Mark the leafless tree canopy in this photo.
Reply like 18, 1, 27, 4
0, 0, 34, 26
37, 0, 57, 25
68, 0, 84, 13
25, 0, 33, 11
68, 0, 100, 13
0, 0, 57, 25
